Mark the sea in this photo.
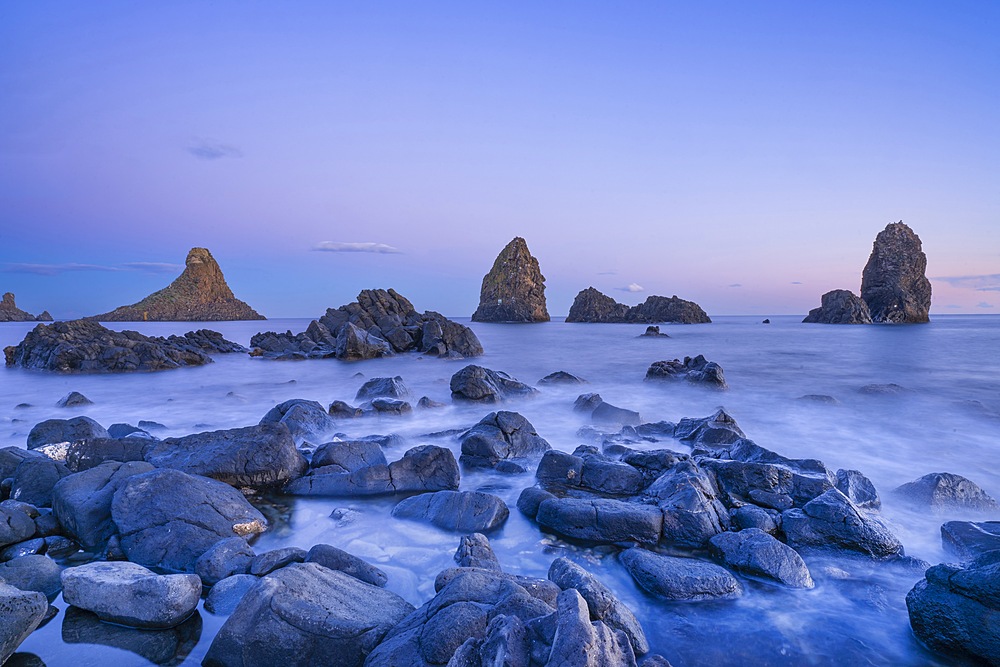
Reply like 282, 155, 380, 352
2, 315, 998, 666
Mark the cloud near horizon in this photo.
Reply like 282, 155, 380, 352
313, 242, 402, 254
933, 274, 1000, 291
614, 283, 644, 293
187, 138, 243, 160
122, 262, 185, 274
3, 262, 185, 276
729, 283, 742, 288
977, 302, 994, 309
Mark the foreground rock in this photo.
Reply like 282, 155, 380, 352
250, 288, 482, 360
471, 236, 550, 322
860, 221, 932, 323
942, 521, 1000, 561
26, 415, 109, 449
893, 472, 998, 511
782, 489, 903, 559
62, 561, 201, 629
0, 582, 48, 665
566, 287, 711, 324
392, 490, 510, 532
89, 247, 264, 321
451, 365, 538, 402
645, 355, 728, 390
0, 292, 50, 322
459, 411, 550, 469
708, 528, 814, 588
204, 562, 414, 667
259, 399, 336, 444
4, 319, 243, 372
802, 290, 873, 324
285, 445, 459, 497
619, 548, 743, 601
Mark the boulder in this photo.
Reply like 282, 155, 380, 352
941, 521, 1000, 562
781, 489, 903, 559
328, 400, 364, 419
62, 437, 150, 472
534, 497, 662, 544
0, 582, 48, 665
729, 505, 780, 535
835, 469, 881, 509
644, 355, 727, 390
538, 371, 587, 385
619, 548, 743, 601
204, 562, 415, 667
0, 554, 63, 600
205, 574, 258, 616
471, 237, 550, 322
195, 538, 256, 585
640, 325, 669, 337
160, 329, 249, 354
311, 440, 387, 472
450, 365, 537, 403
0, 538, 46, 562
26, 416, 109, 450
566, 287, 710, 324
802, 290, 872, 324
646, 460, 729, 547
0, 505, 37, 549
62, 561, 201, 629
144, 423, 308, 489
708, 528, 814, 588
546, 588, 638, 666
893, 472, 998, 511
111, 468, 268, 572
356, 376, 410, 401
10, 457, 70, 507
454, 533, 501, 571
460, 411, 550, 468
369, 398, 412, 416
860, 221, 932, 323
672, 409, 745, 446
249, 547, 307, 576
305, 544, 387, 587
591, 402, 641, 427
392, 490, 510, 532
285, 445, 459, 496
336, 322, 393, 360
259, 400, 336, 444
573, 393, 604, 415
56, 391, 93, 408
0, 448, 40, 481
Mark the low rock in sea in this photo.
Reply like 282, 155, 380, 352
459, 411, 550, 469
835, 469, 881, 509
647, 459, 730, 547
392, 490, 510, 533
538, 370, 587, 385
529, 495, 664, 544
592, 400, 641, 426
782, 489, 903, 559
259, 399, 336, 444
708, 528, 814, 588
450, 365, 537, 402
56, 391, 93, 408
619, 548, 743, 601
26, 416, 109, 450
893, 472, 998, 511
941, 520, 1000, 562
645, 355, 728, 390
802, 289, 872, 324
640, 325, 670, 337
356, 376, 410, 401
453, 533, 501, 571
673, 408, 745, 446
566, 287, 711, 324
0, 292, 50, 323
0, 582, 48, 665
310, 440, 387, 473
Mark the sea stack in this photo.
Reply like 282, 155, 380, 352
803, 290, 872, 324
861, 221, 931, 323
90, 248, 264, 321
472, 237, 549, 322
0, 293, 52, 322
566, 288, 710, 324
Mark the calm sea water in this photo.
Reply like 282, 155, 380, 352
3, 315, 998, 666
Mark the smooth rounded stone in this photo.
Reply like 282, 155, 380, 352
548, 588, 638, 666
592, 401, 641, 427
51, 460, 156, 551
454, 533, 501, 571
538, 371, 587, 386
906, 559, 1000, 664
729, 505, 780, 534
536, 450, 584, 488
26, 416, 109, 450
144, 423, 308, 490
495, 460, 528, 474
548, 557, 649, 655
535, 497, 663, 544
311, 440, 387, 473
61, 605, 203, 665
205, 574, 259, 615
62, 437, 151, 472
369, 397, 413, 416
573, 392, 603, 414
249, 547, 307, 576
392, 490, 510, 533
32, 511, 60, 537
942, 521, 1000, 562
450, 365, 538, 403
835, 469, 881, 509
708, 528, 814, 588
619, 548, 743, 601
259, 399, 337, 444
107, 423, 155, 439
0, 506, 37, 549
892, 472, 998, 511
646, 460, 730, 547
204, 562, 415, 667
286, 445, 459, 496
62, 561, 201, 629
747, 489, 794, 511
580, 458, 647, 496
0, 555, 63, 599
356, 376, 410, 401
305, 544, 387, 587
516, 487, 555, 519
195, 538, 255, 585
797, 394, 840, 404
111, 468, 268, 572
0, 582, 48, 665
56, 392, 92, 408
0, 538, 46, 561
10, 457, 71, 508
781, 489, 903, 559
802, 289, 872, 324
644, 355, 728, 390
0, 500, 39, 519
459, 411, 550, 469
329, 400, 364, 418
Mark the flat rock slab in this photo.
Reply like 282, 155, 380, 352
535, 497, 663, 544
620, 548, 743, 601
392, 490, 510, 532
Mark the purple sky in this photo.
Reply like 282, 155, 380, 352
2, 2, 998, 318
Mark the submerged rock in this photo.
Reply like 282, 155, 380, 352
285, 445, 459, 497
392, 490, 510, 532
0, 292, 50, 322
566, 287, 711, 324
56, 391, 92, 408
471, 236, 550, 323
451, 365, 537, 402
802, 289, 873, 324
893, 472, 998, 511
860, 221, 932, 323
645, 355, 728, 390
942, 521, 1000, 562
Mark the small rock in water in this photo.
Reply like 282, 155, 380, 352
893, 472, 998, 511
538, 371, 587, 385
639, 326, 669, 337
204, 574, 258, 616
417, 396, 446, 409
56, 392, 92, 408
356, 376, 410, 401
619, 548, 743, 601
941, 521, 1000, 562
645, 355, 728, 390
859, 383, 908, 395
797, 394, 839, 404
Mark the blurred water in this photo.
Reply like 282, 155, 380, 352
3, 315, 999, 666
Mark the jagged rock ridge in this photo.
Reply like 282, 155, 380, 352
0, 293, 51, 322
861, 221, 932, 323
472, 237, 550, 322
566, 287, 711, 324
89, 248, 264, 321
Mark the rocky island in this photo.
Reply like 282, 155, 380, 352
471, 237, 550, 322
566, 287, 711, 324
89, 248, 264, 322
0, 293, 51, 322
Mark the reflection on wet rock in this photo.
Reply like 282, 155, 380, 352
61, 606, 202, 666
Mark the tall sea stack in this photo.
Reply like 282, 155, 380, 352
472, 237, 549, 322
861, 222, 931, 323
90, 248, 264, 321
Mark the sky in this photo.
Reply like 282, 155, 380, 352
1, 1, 999, 318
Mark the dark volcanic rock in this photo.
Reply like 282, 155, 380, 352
205, 574, 258, 615
835, 469, 881, 510
56, 391, 92, 408
619, 548, 743, 601
802, 289, 873, 324
89, 247, 264, 321
592, 401, 641, 426
0, 582, 48, 665
459, 411, 550, 469
782, 489, 903, 559
392, 490, 510, 532
644, 355, 727, 390
259, 399, 336, 444
0, 554, 63, 600
310, 440, 387, 473
249, 547, 307, 576
0, 292, 50, 322
195, 538, 256, 586
708, 528, 814, 588
860, 221, 932, 323
471, 237, 550, 323
646, 460, 729, 547
942, 521, 1000, 562
566, 287, 710, 324
285, 445, 459, 497
356, 376, 410, 401
10, 457, 70, 507
893, 472, 998, 511
538, 371, 587, 385
640, 325, 669, 337
454, 533, 501, 571
26, 416, 109, 450
305, 544, 387, 587
450, 365, 537, 403
162, 329, 249, 354
566, 287, 630, 323
0, 505, 37, 549
533, 496, 663, 544
62, 437, 150, 472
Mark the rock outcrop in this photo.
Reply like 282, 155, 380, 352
250, 288, 483, 360
802, 290, 873, 324
861, 221, 932, 323
0, 293, 51, 322
566, 288, 711, 324
471, 237, 550, 322
90, 247, 264, 321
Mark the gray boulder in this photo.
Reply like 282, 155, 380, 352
534, 497, 662, 544
356, 376, 410, 401
672, 409, 745, 446
591, 402, 641, 427
572, 393, 603, 415
546, 588, 638, 667
454, 533, 501, 571
392, 490, 510, 533
311, 440, 387, 472
249, 547, 307, 576
646, 460, 729, 547
450, 365, 537, 403
285, 445, 459, 497
259, 399, 336, 444
205, 574, 259, 615
0, 554, 63, 600
369, 398, 412, 416
0, 505, 37, 549
10, 456, 71, 507
644, 355, 727, 390
204, 562, 415, 667
56, 391, 93, 408
0, 582, 48, 665
893, 472, 998, 511
62, 437, 150, 472
336, 321, 393, 360
538, 371, 586, 386
835, 469, 881, 509
195, 537, 255, 586
729, 505, 780, 535
460, 411, 550, 469
782, 489, 903, 559
708, 528, 814, 588
619, 548, 743, 601
941, 521, 1000, 562
305, 544, 387, 587
0, 448, 41, 482
27, 416, 109, 450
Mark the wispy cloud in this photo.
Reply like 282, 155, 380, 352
977, 302, 994, 309
728, 283, 742, 288
123, 262, 185, 274
933, 274, 1000, 291
188, 138, 243, 160
313, 242, 402, 254
790, 281, 803, 285
2, 263, 123, 276
614, 283, 644, 293
597, 271, 617, 276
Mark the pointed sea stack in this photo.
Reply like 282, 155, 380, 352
803, 290, 872, 324
861, 222, 931, 323
566, 288, 710, 324
472, 237, 549, 322
90, 248, 264, 321
0, 293, 51, 322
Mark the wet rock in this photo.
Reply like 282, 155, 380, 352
459, 411, 550, 469
572, 393, 603, 415
797, 394, 839, 404
646, 460, 729, 547
538, 371, 587, 385
329, 400, 364, 419
62, 437, 150, 472
249, 547, 307, 576
311, 440, 387, 472
472, 237, 550, 323
43, 535, 79, 560
417, 396, 446, 409
782, 489, 903, 559
111, 468, 268, 572
195, 538, 255, 586
10, 457, 70, 508
61, 605, 202, 665
708, 528, 814, 588
859, 382, 909, 395
700, 458, 794, 504
536, 451, 585, 488
285, 445, 459, 496
1, 538, 46, 561
619, 548, 743, 601
729, 505, 780, 534
259, 399, 336, 444
454, 533, 501, 571
63, 561, 201, 629
941, 521, 1000, 562
205, 574, 258, 615
356, 376, 410, 401
205, 562, 414, 667
392, 490, 510, 532
566, 287, 710, 324
640, 325, 669, 337
592, 402, 641, 427
645, 355, 727, 390
861, 221, 932, 323
546, 588, 638, 666
0, 582, 48, 665
27, 416, 109, 450
144, 423, 308, 490
0, 555, 63, 599
835, 469, 881, 509
802, 290, 872, 324
450, 365, 537, 403
305, 544, 387, 587
369, 397, 413, 416
0, 505, 37, 549
0, 449, 41, 482
673, 409, 745, 446
893, 472, 998, 511
535, 497, 662, 544
565, 287, 631, 323
56, 392, 92, 408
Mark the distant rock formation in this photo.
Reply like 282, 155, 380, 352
861, 221, 932, 323
89, 248, 264, 321
472, 237, 549, 322
566, 287, 711, 324
0, 293, 51, 322
250, 288, 483, 361
803, 290, 872, 324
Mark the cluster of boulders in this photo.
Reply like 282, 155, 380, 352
0, 292, 51, 322
250, 289, 483, 361
567, 287, 711, 324
644, 355, 728, 390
